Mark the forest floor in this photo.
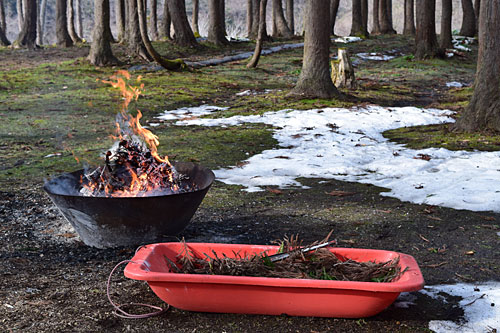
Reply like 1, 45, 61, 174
1, 35, 499, 332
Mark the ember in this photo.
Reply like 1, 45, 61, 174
80, 71, 195, 197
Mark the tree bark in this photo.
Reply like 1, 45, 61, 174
289, 0, 339, 99
160, 0, 171, 39
247, 0, 267, 68
379, 0, 396, 34
403, 0, 415, 35
37, 0, 47, 44
331, 48, 356, 89
454, 0, 500, 132
387, 0, 393, 28
127, 0, 150, 59
192, 0, 199, 36
208, 0, 228, 45
167, 0, 197, 47
56, 0, 73, 46
16, 0, 24, 31
285, 0, 293, 34
371, 0, 381, 34
116, 0, 126, 42
361, 0, 368, 33
149, 0, 158, 40
474, 0, 480, 32
88, 0, 118, 65
14, 0, 36, 48
415, 0, 443, 59
330, 0, 340, 36
219, 0, 226, 36
350, 0, 368, 37
0, 0, 9, 46
76, 0, 82, 37
250, 0, 260, 38
68, 0, 82, 43
246, 0, 252, 36
460, 0, 476, 37
440, 0, 453, 49
272, 0, 292, 37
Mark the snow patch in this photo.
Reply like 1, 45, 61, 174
334, 36, 363, 43
446, 82, 463, 88
356, 53, 395, 61
157, 105, 228, 121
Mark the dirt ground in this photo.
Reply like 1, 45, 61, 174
1, 37, 499, 332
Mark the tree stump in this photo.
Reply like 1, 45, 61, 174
331, 48, 356, 89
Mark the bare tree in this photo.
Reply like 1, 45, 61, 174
68, 0, 82, 43
14, 0, 36, 48
208, 0, 228, 45
272, 0, 292, 37
76, 0, 82, 37
415, 0, 442, 59
219, 0, 226, 36
440, 0, 453, 49
246, 0, 252, 36
403, 0, 415, 35
460, 0, 476, 37
371, 0, 381, 34
330, 0, 340, 36
379, 0, 396, 34
289, 0, 339, 99
167, 0, 197, 47
37, 0, 48, 44
56, 0, 73, 46
455, 0, 500, 131
116, 0, 126, 42
192, 0, 199, 36
160, 0, 171, 39
88, 0, 118, 65
474, 0, 480, 31
0, 0, 9, 46
247, 0, 267, 68
285, 0, 293, 34
350, 0, 368, 37
127, 0, 150, 59
250, 0, 260, 38
149, 0, 158, 40
16, 0, 24, 31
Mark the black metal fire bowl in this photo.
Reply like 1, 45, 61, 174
43, 162, 215, 249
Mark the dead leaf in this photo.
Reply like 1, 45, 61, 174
326, 190, 356, 197
414, 154, 431, 161
479, 216, 496, 221
57, 233, 77, 238
375, 209, 392, 214
266, 187, 283, 195
465, 250, 475, 255
236, 161, 249, 168
427, 216, 442, 221
419, 234, 430, 242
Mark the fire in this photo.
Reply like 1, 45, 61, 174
80, 71, 191, 197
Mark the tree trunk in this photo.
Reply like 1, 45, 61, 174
0, 0, 9, 46
371, 0, 381, 34
247, 0, 267, 68
208, 0, 228, 45
272, 0, 292, 37
116, 0, 125, 42
167, 0, 197, 47
68, 0, 82, 43
387, 0, 393, 28
137, 0, 184, 69
76, 0, 82, 37
250, 0, 260, 38
88, 0, 118, 65
14, 0, 36, 48
37, 0, 47, 44
16, 0, 24, 31
160, 0, 171, 39
474, 0, 480, 32
127, 0, 150, 59
454, 0, 500, 132
379, 0, 395, 34
440, 0, 453, 49
415, 0, 442, 59
350, 0, 368, 37
246, 0, 252, 36
460, 0, 476, 37
285, 0, 293, 34
330, 0, 340, 36
289, 0, 339, 99
403, 0, 415, 35
331, 48, 356, 89
361, 0, 368, 33
192, 0, 199, 36
56, 0, 73, 46
149, 0, 158, 40
219, 0, 226, 36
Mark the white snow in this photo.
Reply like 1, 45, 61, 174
334, 36, 363, 43
356, 53, 395, 61
169, 105, 500, 213
424, 282, 500, 333
446, 82, 464, 88
452, 36, 475, 52
156, 105, 228, 121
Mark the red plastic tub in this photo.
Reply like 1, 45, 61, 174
124, 243, 424, 318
